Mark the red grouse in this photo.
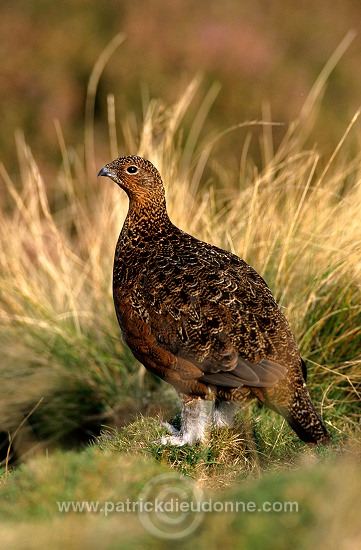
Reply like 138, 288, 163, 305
98, 155, 330, 446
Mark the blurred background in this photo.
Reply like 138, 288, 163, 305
0, 4, 360, 545
1, 0, 361, 175
0, 0, 360, 462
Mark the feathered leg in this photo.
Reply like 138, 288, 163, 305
212, 400, 239, 428
159, 396, 209, 446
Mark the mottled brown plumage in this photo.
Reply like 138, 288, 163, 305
98, 155, 330, 446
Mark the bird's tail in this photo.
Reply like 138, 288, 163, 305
271, 388, 331, 445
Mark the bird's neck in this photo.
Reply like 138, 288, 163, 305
120, 192, 172, 242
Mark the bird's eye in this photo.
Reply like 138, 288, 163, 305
126, 165, 138, 174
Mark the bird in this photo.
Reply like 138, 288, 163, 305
98, 155, 330, 447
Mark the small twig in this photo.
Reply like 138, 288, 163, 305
5, 397, 44, 476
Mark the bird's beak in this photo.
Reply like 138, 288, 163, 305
97, 166, 115, 178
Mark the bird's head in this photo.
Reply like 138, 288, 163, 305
98, 155, 165, 199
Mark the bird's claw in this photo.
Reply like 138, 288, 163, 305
160, 421, 180, 436
152, 421, 183, 445
157, 435, 188, 446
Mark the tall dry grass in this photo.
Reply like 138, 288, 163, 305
0, 47, 360, 462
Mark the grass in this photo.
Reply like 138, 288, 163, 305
0, 43, 360, 547
0, 438, 359, 549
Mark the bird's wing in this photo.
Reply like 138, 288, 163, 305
198, 357, 287, 387
136, 237, 297, 389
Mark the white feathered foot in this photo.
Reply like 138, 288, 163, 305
157, 398, 209, 446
